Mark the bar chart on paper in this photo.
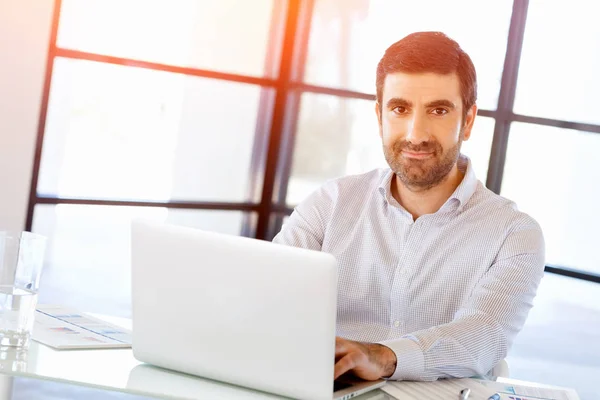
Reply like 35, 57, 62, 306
381, 378, 580, 400
32, 305, 132, 350
477, 379, 580, 400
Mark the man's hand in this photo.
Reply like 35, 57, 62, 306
334, 337, 397, 380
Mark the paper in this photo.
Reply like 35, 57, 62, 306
32, 305, 132, 350
381, 378, 496, 400
476, 379, 580, 400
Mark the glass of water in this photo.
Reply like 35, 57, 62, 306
0, 232, 46, 348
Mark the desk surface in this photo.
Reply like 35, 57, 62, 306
3, 313, 380, 400
0, 314, 576, 400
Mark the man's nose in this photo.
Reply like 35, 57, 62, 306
405, 115, 430, 145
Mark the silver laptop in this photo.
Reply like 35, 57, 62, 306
130, 220, 384, 400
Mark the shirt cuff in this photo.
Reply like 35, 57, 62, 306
378, 338, 425, 381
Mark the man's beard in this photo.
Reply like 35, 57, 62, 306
383, 130, 464, 191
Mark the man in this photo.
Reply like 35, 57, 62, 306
273, 32, 545, 382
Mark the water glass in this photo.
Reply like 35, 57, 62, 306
0, 232, 46, 348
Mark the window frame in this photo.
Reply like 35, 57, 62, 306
26, 0, 600, 284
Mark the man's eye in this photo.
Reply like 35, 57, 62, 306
432, 108, 448, 116
393, 106, 407, 114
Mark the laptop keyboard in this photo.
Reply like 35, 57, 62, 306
333, 380, 353, 392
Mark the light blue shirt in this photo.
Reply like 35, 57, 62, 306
273, 156, 545, 380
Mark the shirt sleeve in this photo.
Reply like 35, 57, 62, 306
379, 220, 546, 381
272, 182, 337, 251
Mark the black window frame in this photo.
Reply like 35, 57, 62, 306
26, 0, 600, 284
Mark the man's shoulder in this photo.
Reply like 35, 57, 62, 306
313, 168, 389, 202
293, 169, 389, 220
473, 184, 543, 234
321, 168, 389, 192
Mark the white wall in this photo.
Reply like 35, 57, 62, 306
0, 0, 54, 232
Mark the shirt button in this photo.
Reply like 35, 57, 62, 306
394, 320, 400, 327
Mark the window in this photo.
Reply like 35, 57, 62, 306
303, 0, 513, 110
57, 0, 278, 77
501, 123, 600, 274
286, 93, 385, 205
513, 0, 600, 125
38, 58, 267, 202
31, 0, 282, 315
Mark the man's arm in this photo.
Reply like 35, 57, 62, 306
334, 222, 545, 381
272, 183, 336, 250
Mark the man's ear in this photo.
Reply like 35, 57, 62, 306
462, 104, 477, 141
375, 102, 383, 138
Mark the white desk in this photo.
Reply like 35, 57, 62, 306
0, 314, 578, 400
3, 314, 291, 399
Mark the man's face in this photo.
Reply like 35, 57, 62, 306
376, 72, 476, 191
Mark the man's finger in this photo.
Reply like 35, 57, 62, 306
334, 353, 356, 380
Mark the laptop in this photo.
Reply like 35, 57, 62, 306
130, 220, 385, 400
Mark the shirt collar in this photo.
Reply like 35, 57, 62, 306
377, 155, 479, 213
450, 155, 478, 212
377, 169, 396, 205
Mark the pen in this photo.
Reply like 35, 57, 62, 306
459, 388, 470, 400
487, 393, 501, 400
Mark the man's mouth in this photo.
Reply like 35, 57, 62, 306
401, 150, 434, 159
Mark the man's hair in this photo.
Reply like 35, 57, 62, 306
376, 31, 477, 117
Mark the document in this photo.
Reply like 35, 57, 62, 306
477, 379, 580, 400
381, 378, 496, 400
32, 304, 132, 350
381, 377, 580, 400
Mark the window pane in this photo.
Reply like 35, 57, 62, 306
514, 0, 600, 124
461, 116, 495, 183
507, 273, 600, 399
304, 0, 512, 110
501, 123, 600, 274
38, 58, 267, 202
57, 0, 278, 77
32, 204, 249, 316
286, 93, 386, 205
